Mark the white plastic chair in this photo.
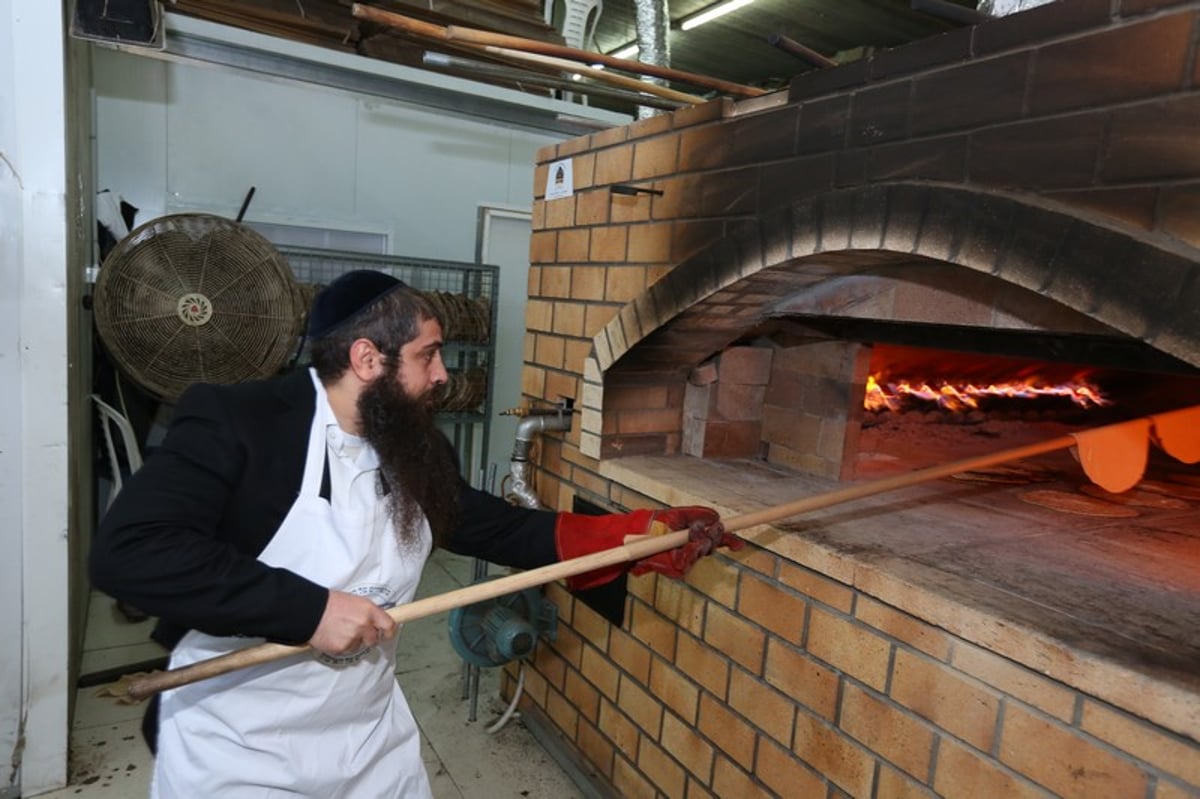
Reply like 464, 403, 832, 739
545, 0, 603, 52
92, 394, 143, 510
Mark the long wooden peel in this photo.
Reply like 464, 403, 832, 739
351, 3, 767, 98
104, 405, 1198, 702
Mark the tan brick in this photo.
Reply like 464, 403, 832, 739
712, 755, 774, 799
758, 735, 827, 799
738, 572, 806, 643
1161, 185, 1200, 248
951, 642, 1075, 722
934, 736, 1050, 799
1156, 779, 1200, 799
655, 580, 706, 638
609, 628, 652, 683
605, 265, 646, 302
1081, 700, 1200, 786
564, 339, 592, 373
617, 408, 680, 435
808, 607, 892, 691
626, 221, 673, 263
618, 673, 663, 737
686, 776, 714, 799
877, 762, 938, 799
573, 152, 596, 189
595, 143, 634, 185
718, 346, 774, 385
551, 624, 584, 669
551, 301, 585, 338
698, 692, 757, 770
521, 365, 545, 401
612, 192, 653, 223
590, 225, 628, 263
531, 199, 546, 230
841, 683, 935, 779
546, 685, 579, 738
661, 711, 715, 780
704, 604, 766, 674
523, 659, 549, 706
556, 136, 589, 158
649, 657, 699, 724
584, 303, 618, 337
628, 111, 673, 140
778, 561, 854, 613
544, 370, 579, 406
557, 228, 590, 262
569, 265, 606, 301
686, 553, 738, 608
541, 265, 571, 298
764, 639, 839, 721
890, 649, 1000, 753
525, 299, 553, 332
575, 188, 610, 226
577, 718, 615, 777
793, 711, 876, 798
856, 595, 951, 661
1000, 703, 1148, 799
599, 698, 640, 759
728, 667, 796, 746
580, 644, 619, 702
632, 133, 680, 179
638, 736, 687, 798
573, 600, 611, 649
715, 383, 766, 422
545, 195, 575, 229
533, 645, 567, 691
533, 161, 550, 197
606, 384, 670, 410
530, 230, 557, 263
565, 667, 601, 722
534, 334, 565, 369
629, 601, 677, 660
612, 753, 656, 799
676, 632, 730, 698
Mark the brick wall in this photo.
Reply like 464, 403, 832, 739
515, 0, 1200, 795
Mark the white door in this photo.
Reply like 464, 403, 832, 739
476, 206, 533, 493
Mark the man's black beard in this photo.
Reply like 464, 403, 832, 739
357, 371, 459, 549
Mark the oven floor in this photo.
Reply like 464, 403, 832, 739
601, 444, 1200, 722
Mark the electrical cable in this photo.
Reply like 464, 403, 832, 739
485, 664, 525, 734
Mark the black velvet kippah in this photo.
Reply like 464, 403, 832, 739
307, 269, 405, 339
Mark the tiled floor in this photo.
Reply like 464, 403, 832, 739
38, 550, 584, 798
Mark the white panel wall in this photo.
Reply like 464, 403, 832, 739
94, 47, 562, 264
0, 1, 72, 794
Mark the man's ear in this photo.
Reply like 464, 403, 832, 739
347, 338, 385, 382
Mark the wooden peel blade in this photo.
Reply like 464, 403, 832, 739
1150, 406, 1200, 464
101, 405, 1199, 702
1070, 418, 1151, 494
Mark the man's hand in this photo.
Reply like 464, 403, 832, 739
630, 506, 743, 579
308, 590, 397, 657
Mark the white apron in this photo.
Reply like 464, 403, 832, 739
152, 372, 433, 799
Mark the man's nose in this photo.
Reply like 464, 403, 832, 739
432, 356, 449, 386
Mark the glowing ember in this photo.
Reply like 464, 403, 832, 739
864, 374, 1109, 412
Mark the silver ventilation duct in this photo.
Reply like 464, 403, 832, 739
633, 0, 670, 119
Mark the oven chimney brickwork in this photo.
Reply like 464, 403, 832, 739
518, 0, 1200, 795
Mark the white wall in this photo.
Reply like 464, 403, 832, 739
0, 1, 73, 795
94, 38, 566, 264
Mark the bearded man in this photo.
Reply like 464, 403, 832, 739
90, 270, 738, 798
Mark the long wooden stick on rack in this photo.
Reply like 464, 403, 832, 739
351, 3, 767, 98
104, 405, 1199, 702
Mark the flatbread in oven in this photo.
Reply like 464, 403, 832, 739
1136, 479, 1200, 502
1018, 489, 1141, 518
1077, 483, 1190, 510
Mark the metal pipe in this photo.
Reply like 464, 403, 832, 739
633, 0, 671, 119
911, 0, 991, 25
507, 412, 573, 509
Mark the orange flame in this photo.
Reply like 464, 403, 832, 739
864, 374, 1109, 412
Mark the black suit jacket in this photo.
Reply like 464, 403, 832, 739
90, 369, 558, 650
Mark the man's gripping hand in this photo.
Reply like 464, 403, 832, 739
554, 505, 742, 591
308, 590, 397, 657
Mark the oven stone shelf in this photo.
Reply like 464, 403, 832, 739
598, 453, 1200, 744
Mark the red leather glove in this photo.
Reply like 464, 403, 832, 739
554, 506, 742, 591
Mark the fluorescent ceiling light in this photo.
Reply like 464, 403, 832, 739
680, 0, 756, 31
610, 43, 639, 59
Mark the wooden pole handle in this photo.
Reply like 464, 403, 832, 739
350, 3, 767, 98
120, 431, 1086, 701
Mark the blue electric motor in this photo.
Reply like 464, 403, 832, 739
448, 576, 558, 667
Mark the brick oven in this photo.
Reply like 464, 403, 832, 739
513, 1, 1200, 796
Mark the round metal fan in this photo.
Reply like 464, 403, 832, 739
93, 213, 302, 402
